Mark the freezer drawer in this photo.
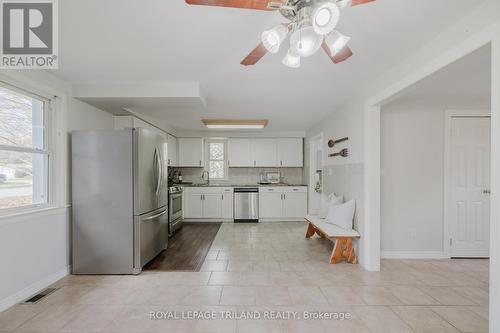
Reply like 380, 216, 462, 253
134, 206, 168, 270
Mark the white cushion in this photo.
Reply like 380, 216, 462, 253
318, 193, 344, 219
305, 215, 360, 238
326, 199, 355, 230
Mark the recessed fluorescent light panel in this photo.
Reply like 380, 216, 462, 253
202, 119, 268, 129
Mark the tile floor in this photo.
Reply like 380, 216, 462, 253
0, 222, 490, 332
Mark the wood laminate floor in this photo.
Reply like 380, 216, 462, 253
143, 222, 221, 271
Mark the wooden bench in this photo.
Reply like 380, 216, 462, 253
305, 215, 360, 264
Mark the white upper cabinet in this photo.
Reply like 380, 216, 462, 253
251, 139, 278, 167
277, 138, 303, 167
167, 134, 177, 167
178, 138, 204, 167
228, 138, 253, 167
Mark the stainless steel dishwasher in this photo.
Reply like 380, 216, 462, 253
234, 188, 259, 222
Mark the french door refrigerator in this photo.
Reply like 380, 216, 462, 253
72, 128, 168, 274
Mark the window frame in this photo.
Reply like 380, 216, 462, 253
205, 138, 229, 181
0, 81, 54, 216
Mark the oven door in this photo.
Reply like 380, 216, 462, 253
169, 192, 183, 222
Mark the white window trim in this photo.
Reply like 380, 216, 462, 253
0, 81, 55, 217
205, 138, 229, 181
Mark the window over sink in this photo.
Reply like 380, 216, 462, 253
206, 139, 228, 180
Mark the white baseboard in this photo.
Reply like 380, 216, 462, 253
381, 251, 449, 259
0, 266, 70, 312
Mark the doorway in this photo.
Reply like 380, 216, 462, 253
445, 113, 491, 258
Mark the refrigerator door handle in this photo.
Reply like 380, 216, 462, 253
142, 209, 168, 221
154, 146, 161, 195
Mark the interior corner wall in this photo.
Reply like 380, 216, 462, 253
306, 104, 367, 267
0, 72, 114, 312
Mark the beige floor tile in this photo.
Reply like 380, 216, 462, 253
192, 306, 237, 333
205, 251, 219, 260
102, 304, 155, 332
419, 286, 476, 305
254, 287, 292, 306
227, 261, 254, 272
180, 286, 222, 305
431, 306, 488, 332
288, 286, 328, 305
208, 272, 241, 285
237, 272, 269, 286
354, 306, 413, 333
353, 286, 403, 306
268, 272, 301, 286
320, 287, 365, 305
280, 319, 326, 333
200, 260, 229, 272
236, 318, 281, 333
451, 286, 489, 305
387, 286, 439, 305
59, 305, 122, 332
0, 304, 45, 332
17, 304, 84, 332
392, 306, 460, 333
220, 287, 256, 306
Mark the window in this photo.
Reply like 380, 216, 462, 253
206, 139, 227, 180
0, 83, 51, 213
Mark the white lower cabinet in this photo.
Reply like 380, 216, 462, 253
259, 187, 307, 221
184, 193, 203, 218
221, 188, 234, 219
183, 187, 233, 221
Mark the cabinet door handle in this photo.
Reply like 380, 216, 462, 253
221, 194, 224, 200
280, 160, 283, 166
283, 194, 286, 200
199, 160, 202, 166
228, 160, 230, 167
254, 160, 256, 166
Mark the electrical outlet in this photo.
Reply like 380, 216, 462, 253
410, 228, 417, 239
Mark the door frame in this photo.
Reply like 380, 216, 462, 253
443, 110, 491, 258
308, 132, 323, 214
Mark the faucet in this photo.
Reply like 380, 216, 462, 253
201, 170, 210, 184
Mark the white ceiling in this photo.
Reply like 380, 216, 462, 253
388, 44, 491, 109
55, 0, 487, 131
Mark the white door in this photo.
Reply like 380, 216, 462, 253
221, 191, 234, 219
259, 193, 283, 218
252, 139, 278, 167
449, 117, 490, 257
202, 194, 222, 218
167, 134, 177, 167
283, 192, 308, 218
277, 138, 303, 167
184, 193, 203, 218
228, 138, 253, 167
178, 138, 203, 167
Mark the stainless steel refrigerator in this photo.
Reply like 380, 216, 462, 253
72, 128, 168, 274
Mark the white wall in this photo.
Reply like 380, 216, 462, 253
381, 102, 449, 256
0, 72, 114, 311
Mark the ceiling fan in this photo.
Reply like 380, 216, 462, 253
185, 0, 376, 68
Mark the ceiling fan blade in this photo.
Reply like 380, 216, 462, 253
322, 42, 353, 64
185, 0, 281, 11
240, 43, 268, 66
350, 0, 376, 6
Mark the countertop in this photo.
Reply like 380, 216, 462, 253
173, 183, 307, 187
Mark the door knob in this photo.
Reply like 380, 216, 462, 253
483, 189, 491, 194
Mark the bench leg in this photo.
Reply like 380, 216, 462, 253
305, 223, 316, 238
305, 223, 326, 239
330, 238, 358, 264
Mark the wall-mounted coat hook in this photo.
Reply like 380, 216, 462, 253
329, 148, 349, 158
328, 137, 349, 148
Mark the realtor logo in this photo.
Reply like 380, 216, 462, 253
1, 0, 58, 69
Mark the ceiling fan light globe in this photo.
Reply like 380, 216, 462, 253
261, 24, 288, 54
324, 30, 351, 55
282, 50, 301, 68
290, 25, 324, 57
312, 1, 340, 35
